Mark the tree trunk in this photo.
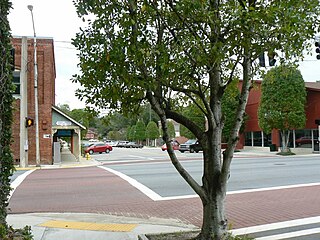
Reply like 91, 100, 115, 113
280, 130, 290, 152
197, 193, 227, 240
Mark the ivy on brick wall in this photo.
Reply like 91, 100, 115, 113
0, 0, 15, 232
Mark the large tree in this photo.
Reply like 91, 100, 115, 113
146, 121, 159, 146
135, 120, 146, 142
258, 64, 306, 153
72, 1, 320, 239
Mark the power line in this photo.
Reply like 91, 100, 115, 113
55, 40, 72, 44
55, 45, 76, 50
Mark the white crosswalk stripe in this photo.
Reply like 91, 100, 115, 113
232, 216, 320, 240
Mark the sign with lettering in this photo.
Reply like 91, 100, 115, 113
43, 134, 51, 138
56, 121, 72, 126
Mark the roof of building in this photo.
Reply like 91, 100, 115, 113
52, 105, 86, 130
251, 80, 320, 92
305, 82, 320, 91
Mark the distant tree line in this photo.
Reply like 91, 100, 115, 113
58, 81, 242, 145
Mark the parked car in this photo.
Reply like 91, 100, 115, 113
179, 139, 202, 153
125, 142, 143, 148
107, 141, 119, 147
161, 141, 180, 151
84, 142, 113, 154
116, 141, 129, 147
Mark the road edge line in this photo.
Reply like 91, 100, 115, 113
231, 216, 320, 235
9, 169, 36, 201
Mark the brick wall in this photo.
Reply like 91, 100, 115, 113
11, 37, 56, 165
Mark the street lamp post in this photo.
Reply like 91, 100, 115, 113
27, 5, 40, 166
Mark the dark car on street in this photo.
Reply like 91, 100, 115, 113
84, 142, 113, 154
125, 142, 143, 148
179, 139, 202, 153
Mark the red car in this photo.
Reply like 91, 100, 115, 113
84, 142, 112, 154
161, 141, 180, 151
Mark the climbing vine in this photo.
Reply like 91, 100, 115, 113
0, 0, 16, 233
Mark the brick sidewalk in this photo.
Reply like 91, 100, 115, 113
9, 167, 320, 229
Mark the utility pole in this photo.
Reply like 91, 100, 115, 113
315, 119, 320, 153
28, 5, 40, 166
318, 123, 320, 153
19, 36, 28, 167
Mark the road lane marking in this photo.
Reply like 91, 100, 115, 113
232, 216, 320, 236
9, 169, 36, 201
101, 158, 201, 165
39, 220, 137, 232
255, 228, 320, 240
99, 166, 163, 201
159, 182, 320, 201
128, 155, 147, 159
227, 182, 320, 195
99, 166, 320, 201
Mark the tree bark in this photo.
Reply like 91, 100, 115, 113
280, 130, 290, 152
196, 191, 227, 240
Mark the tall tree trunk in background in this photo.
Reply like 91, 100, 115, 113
280, 130, 290, 152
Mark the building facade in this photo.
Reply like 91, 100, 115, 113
11, 36, 85, 165
11, 37, 56, 165
242, 81, 320, 152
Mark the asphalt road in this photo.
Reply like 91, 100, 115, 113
93, 148, 320, 197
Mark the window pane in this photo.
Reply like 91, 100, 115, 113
295, 129, 312, 149
12, 71, 20, 95
313, 129, 319, 151
253, 131, 262, 146
263, 133, 272, 146
245, 132, 252, 146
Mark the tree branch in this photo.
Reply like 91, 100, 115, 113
146, 91, 207, 201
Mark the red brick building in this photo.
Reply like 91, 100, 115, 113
11, 37, 84, 165
11, 37, 56, 164
241, 81, 320, 153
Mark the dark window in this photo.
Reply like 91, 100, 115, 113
245, 132, 252, 146
295, 129, 312, 148
263, 133, 272, 147
253, 131, 262, 146
12, 71, 20, 95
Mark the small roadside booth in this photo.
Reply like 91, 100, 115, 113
51, 106, 86, 163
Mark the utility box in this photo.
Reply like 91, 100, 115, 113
53, 142, 61, 165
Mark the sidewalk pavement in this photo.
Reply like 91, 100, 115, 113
10, 149, 198, 240
10, 147, 317, 239
7, 213, 198, 240
15, 148, 102, 170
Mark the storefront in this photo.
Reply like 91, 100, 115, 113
242, 81, 320, 153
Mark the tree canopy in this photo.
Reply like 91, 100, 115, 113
72, 1, 320, 239
258, 64, 306, 152
146, 121, 159, 140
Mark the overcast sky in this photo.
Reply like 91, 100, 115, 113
9, 0, 86, 110
8, 0, 320, 110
